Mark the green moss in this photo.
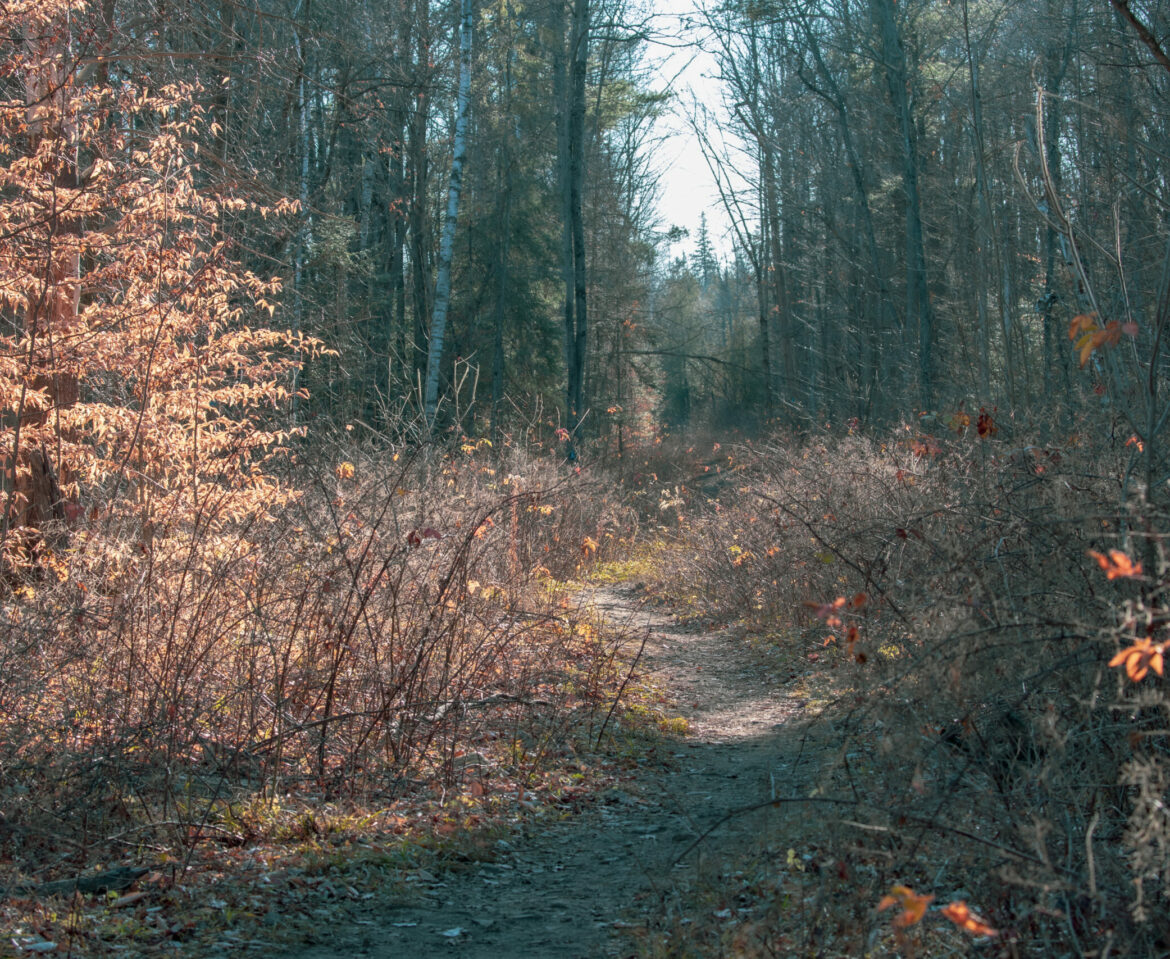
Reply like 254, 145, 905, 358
656, 715, 690, 736
590, 556, 655, 584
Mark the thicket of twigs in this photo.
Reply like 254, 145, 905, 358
641, 422, 1170, 956
0, 440, 632, 893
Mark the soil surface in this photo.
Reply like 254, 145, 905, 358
284, 585, 813, 959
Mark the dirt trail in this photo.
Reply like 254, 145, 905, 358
286, 585, 810, 958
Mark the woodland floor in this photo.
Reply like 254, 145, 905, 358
281, 583, 823, 959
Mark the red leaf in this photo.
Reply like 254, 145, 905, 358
941, 901, 997, 937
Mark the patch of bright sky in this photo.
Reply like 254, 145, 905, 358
647, 0, 735, 265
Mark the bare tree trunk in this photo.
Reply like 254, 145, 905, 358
872, 0, 935, 410
408, 0, 432, 392
291, 17, 311, 423
796, 11, 897, 418
761, 134, 787, 408
569, 0, 588, 433
557, 0, 588, 454
1042, 0, 1074, 408
963, 0, 1014, 405
491, 51, 515, 447
423, 0, 474, 430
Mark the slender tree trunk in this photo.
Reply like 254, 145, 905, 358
761, 136, 786, 408
963, 0, 1013, 404
490, 53, 514, 447
753, 218, 774, 416
872, 0, 935, 410
553, 0, 572, 435
408, 0, 432, 392
291, 23, 311, 422
423, 0, 473, 430
379, 106, 407, 422
1043, 0, 1073, 408
557, 0, 588, 453
569, 0, 588, 433
797, 14, 897, 418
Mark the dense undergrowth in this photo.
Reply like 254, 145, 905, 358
4, 420, 1170, 957
625, 423, 1170, 957
0, 440, 640, 954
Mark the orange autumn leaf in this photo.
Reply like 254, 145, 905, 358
1068, 312, 1098, 340
941, 901, 997, 937
806, 596, 847, 628
877, 884, 933, 928
1075, 331, 1096, 367
1109, 638, 1165, 682
806, 596, 847, 617
1088, 549, 1142, 579
1075, 320, 1124, 366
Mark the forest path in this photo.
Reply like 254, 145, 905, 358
286, 584, 812, 958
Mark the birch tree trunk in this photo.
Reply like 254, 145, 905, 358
423, 0, 473, 430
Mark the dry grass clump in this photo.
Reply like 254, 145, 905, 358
649, 425, 1170, 956
0, 442, 632, 897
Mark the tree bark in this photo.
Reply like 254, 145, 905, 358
795, 12, 897, 418
423, 0, 474, 430
557, 0, 589, 453
408, 0, 432, 392
569, 0, 589, 436
490, 51, 515, 447
871, 0, 935, 410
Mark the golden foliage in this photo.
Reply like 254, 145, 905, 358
0, 0, 325, 544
